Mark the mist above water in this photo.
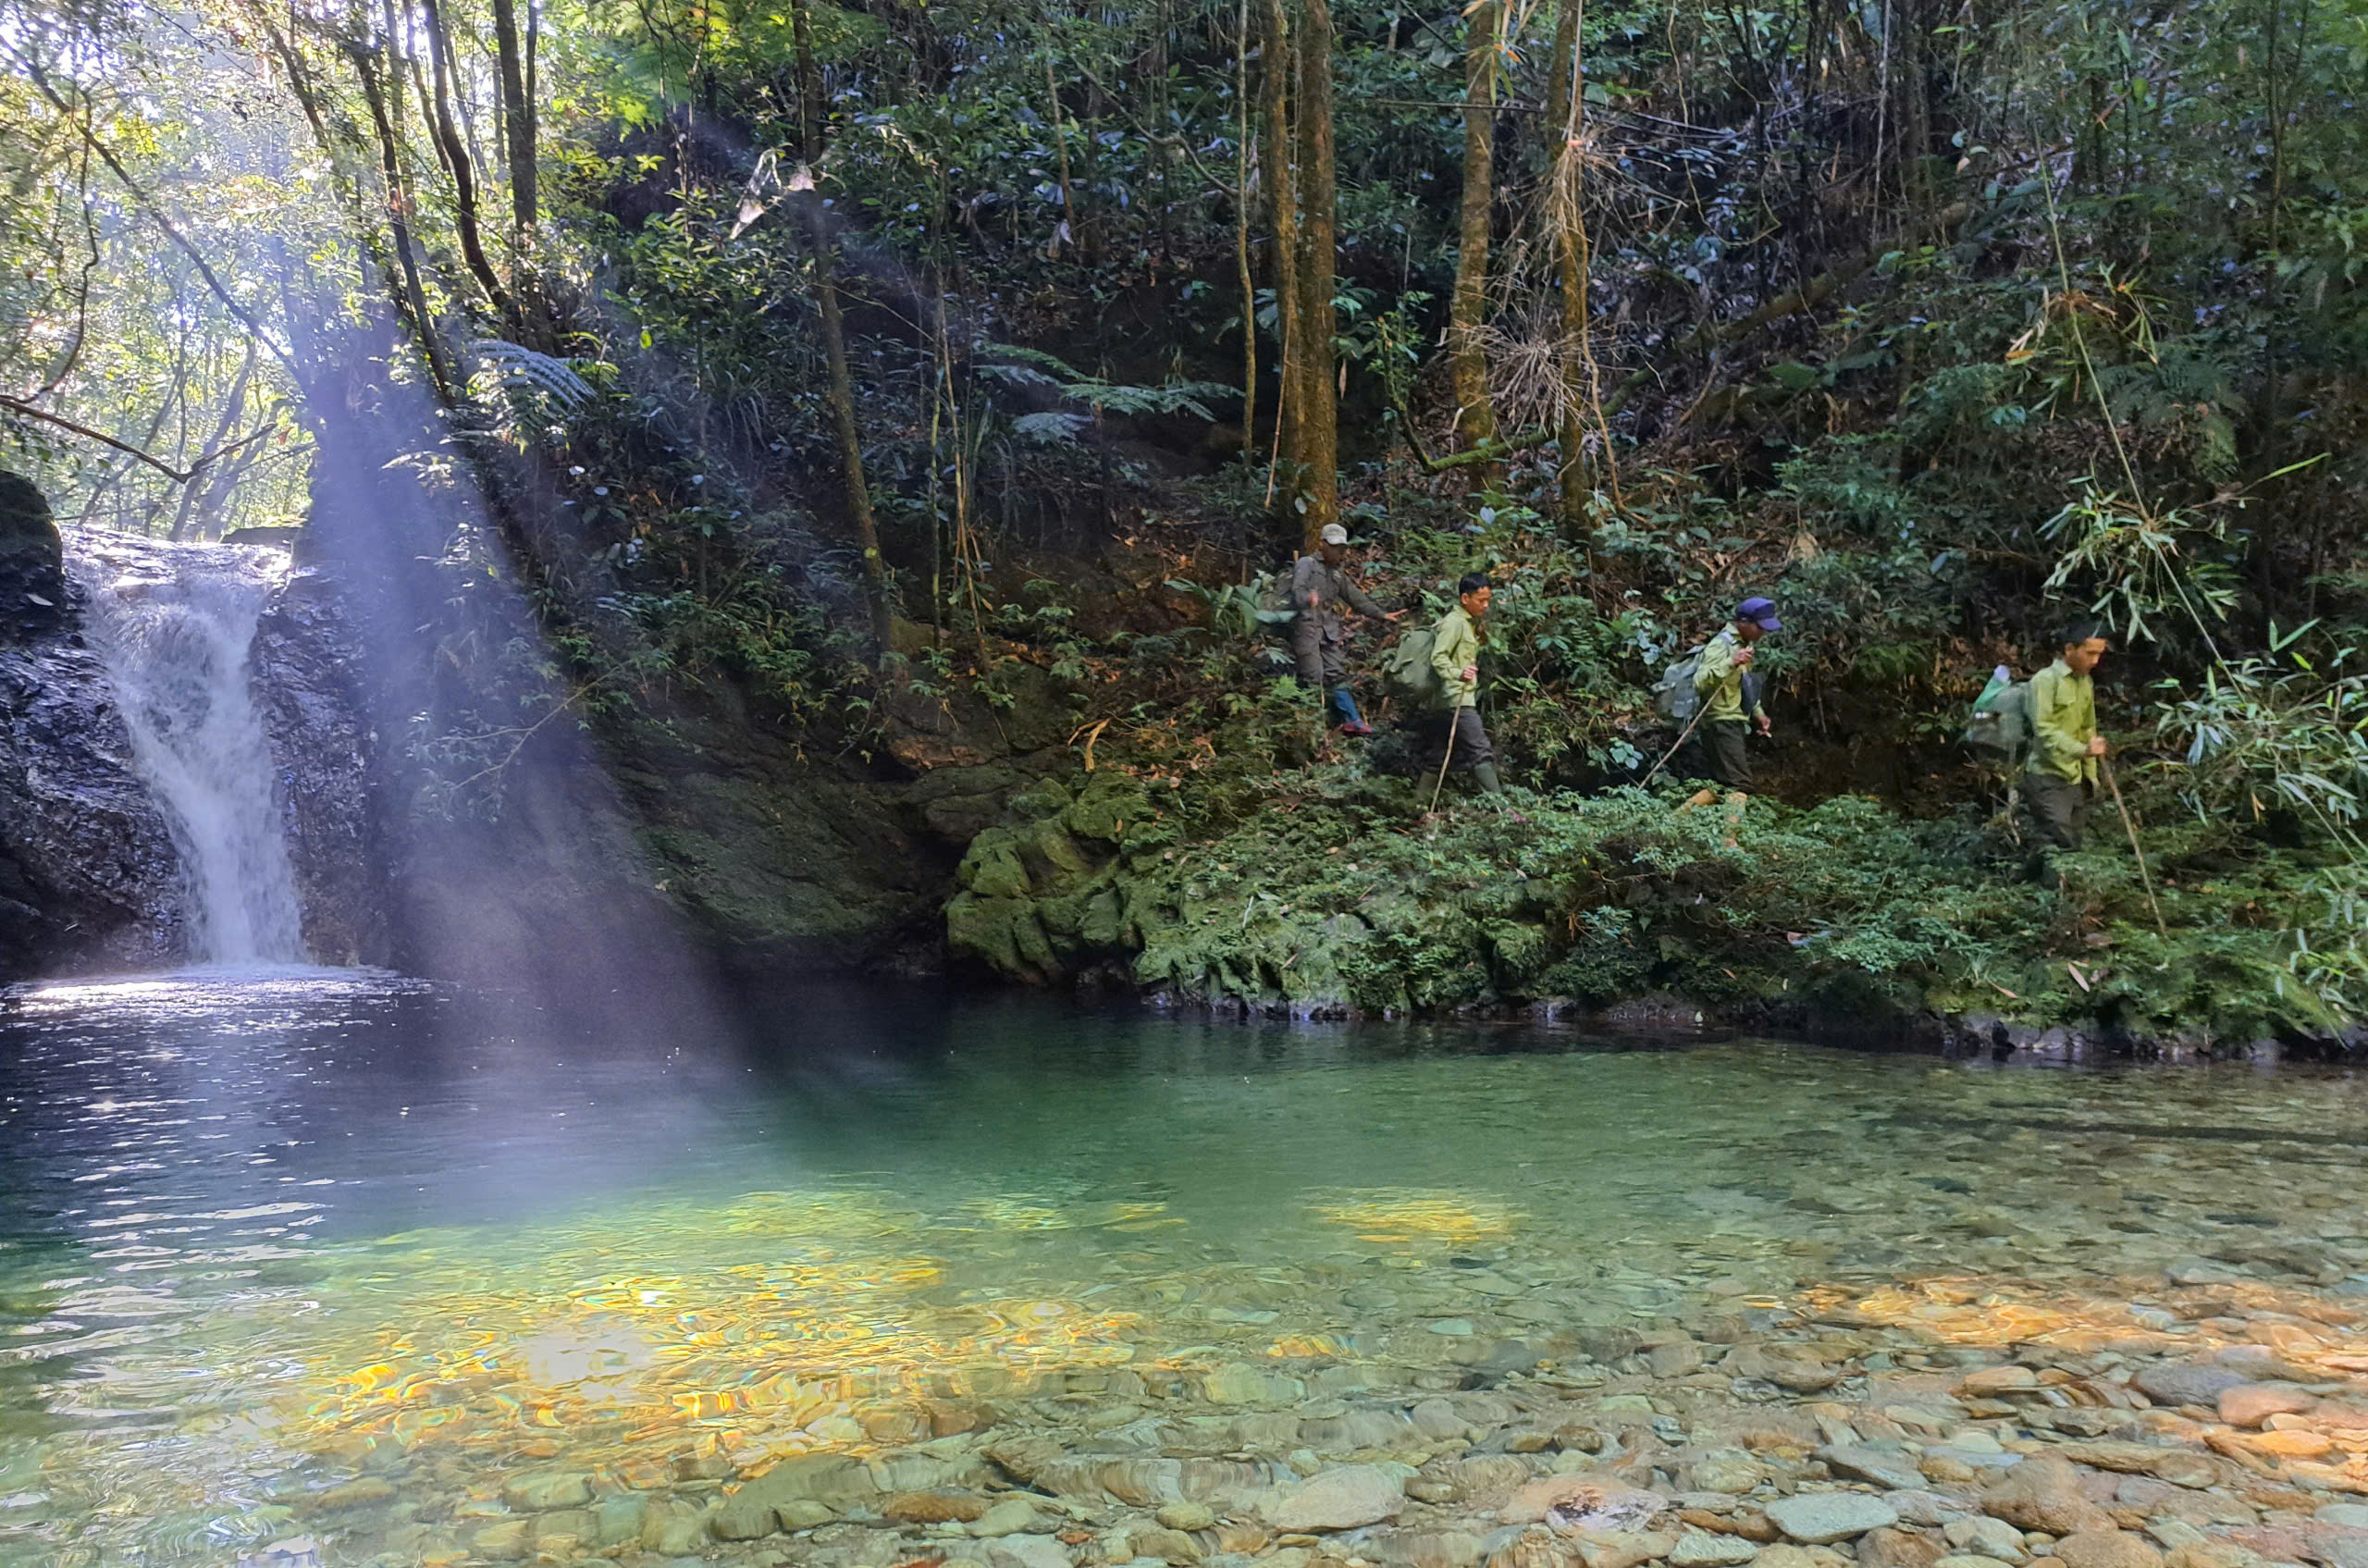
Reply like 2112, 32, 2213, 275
71, 536, 309, 965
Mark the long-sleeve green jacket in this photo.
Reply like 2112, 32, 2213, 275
1692, 627, 1766, 724
2028, 658, 2099, 784
1430, 606, 1482, 709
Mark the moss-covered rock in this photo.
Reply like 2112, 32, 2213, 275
0, 471, 58, 567
0, 469, 65, 640
945, 775, 2349, 1045
944, 772, 1167, 982
960, 840, 1031, 899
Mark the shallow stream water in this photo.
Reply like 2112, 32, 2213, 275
3, 972, 2365, 1567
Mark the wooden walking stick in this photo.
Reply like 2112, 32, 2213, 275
1427, 708, 1461, 814
1642, 702, 1709, 787
2101, 757, 2167, 936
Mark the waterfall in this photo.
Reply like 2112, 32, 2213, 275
70, 537, 310, 966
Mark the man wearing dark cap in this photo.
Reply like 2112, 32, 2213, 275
1688, 597, 1780, 796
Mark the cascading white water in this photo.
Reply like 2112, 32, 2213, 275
70, 537, 309, 965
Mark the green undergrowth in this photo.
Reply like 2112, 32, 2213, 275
946, 764, 2359, 1047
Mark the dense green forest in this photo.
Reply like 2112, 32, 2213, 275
4, 0, 2366, 1041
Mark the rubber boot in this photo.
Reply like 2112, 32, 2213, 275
1472, 761, 1506, 796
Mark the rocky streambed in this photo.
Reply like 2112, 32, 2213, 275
209, 1242, 2368, 1568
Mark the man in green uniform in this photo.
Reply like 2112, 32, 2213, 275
1291, 522, 1401, 735
2026, 623, 2109, 858
1426, 573, 1507, 799
1688, 596, 1779, 795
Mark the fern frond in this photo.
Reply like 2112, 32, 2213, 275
1013, 411, 1090, 444
469, 339, 597, 410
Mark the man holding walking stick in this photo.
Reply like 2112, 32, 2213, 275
1425, 574, 1509, 806
2024, 622, 2110, 884
1678, 597, 1780, 808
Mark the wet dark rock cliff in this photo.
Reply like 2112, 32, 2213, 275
251, 567, 390, 966
605, 649, 1079, 976
0, 474, 183, 978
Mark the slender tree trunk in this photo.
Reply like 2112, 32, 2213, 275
794, 0, 894, 652
1546, 0, 1589, 530
1448, 0, 1499, 468
354, 34, 457, 401
169, 344, 254, 540
80, 384, 180, 532
2078, 74, 2107, 193
417, 0, 517, 325
1900, 0, 1933, 214
2258, 0, 2292, 441
1043, 48, 1078, 257
491, 0, 537, 237
1289, 0, 1338, 548
525, 0, 539, 149
1153, 0, 1174, 265
491, 0, 554, 347
1261, 0, 1300, 500
2264, 0, 2288, 254
1235, 0, 1257, 460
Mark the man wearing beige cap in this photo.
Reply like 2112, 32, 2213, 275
1290, 522, 1401, 735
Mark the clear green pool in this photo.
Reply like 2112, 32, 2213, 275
3, 970, 2364, 1565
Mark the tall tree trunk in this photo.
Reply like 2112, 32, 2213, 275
524, 0, 540, 154
1153, 0, 1174, 265
491, 0, 553, 347
794, 0, 894, 652
1898, 0, 1933, 215
490, 0, 537, 238
1289, 0, 1338, 548
1043, 49, 1078, 257
1261, 0, 1300, 500
1448, 0, 1499, 469
1234, 0, 1257, 460
1546, 0, 1590, 530
353, 30, 457, 401
417, 0, 517, 326
2078, 74, 2107, 193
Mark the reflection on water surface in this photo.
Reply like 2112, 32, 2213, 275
3, 972, 2365, 1565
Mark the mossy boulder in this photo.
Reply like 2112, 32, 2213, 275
959, 840, 1031, 899
946, 772, 1166, 982
0, 470, 65, 638
0, 472, 59, 566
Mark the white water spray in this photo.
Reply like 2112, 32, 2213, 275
70, 537, 309, 965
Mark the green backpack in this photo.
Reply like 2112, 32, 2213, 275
1964, 665, 2031, 760
1381, 624, 1448, 710
1652, 647, 1708, 721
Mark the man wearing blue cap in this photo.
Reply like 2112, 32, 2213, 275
1689, 596, 1780, 795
